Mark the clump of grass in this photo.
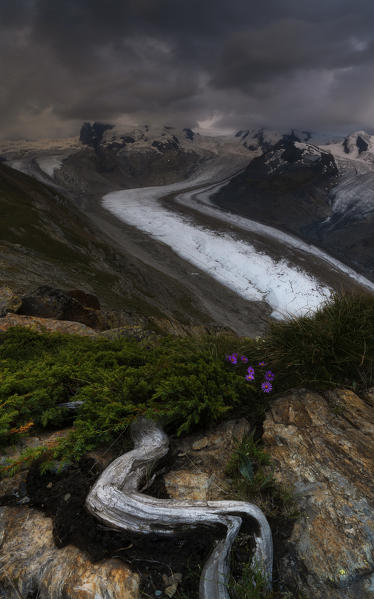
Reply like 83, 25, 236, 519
227, 435, 305, 599
225, 434, 298, 522
261, 291, 374, 393
226, 432, 272, 495
230, 561, 273, 599
229, 559, 308, 599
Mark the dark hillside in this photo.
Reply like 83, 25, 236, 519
0, 163, 213, 322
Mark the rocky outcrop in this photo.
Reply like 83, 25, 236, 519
79, 122, 114, 150
0, 313, 97, 336
15, 286, 238, 337
0, 286, 21, 316
0, 301, 236, 341
0, 506, 139, 599
17, 286, 105, 329
262, 388, 374, 599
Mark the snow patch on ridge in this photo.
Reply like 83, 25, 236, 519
36, 156, 63, 177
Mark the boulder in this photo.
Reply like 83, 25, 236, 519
262, 388, 374, 599
0, 506, 139, 599
0, 313, 97, 336
0, 286, 21, 316
17, 286, 104, 329
18, 285, 74, 319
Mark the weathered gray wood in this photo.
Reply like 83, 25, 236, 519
85, 418, 273, 598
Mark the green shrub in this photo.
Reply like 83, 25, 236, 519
0, 328, 263, 474
2, 291, 374, 476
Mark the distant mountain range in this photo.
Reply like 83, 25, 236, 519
0, 124, 249, 195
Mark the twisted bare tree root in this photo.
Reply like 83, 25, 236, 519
85, 418, 273, 598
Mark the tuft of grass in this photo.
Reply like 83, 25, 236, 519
261, 291, 374, 393
229, 561, 273, 599
225, 434, 298, 522
226, 433, 300, 598
226, 432, 272, 496
229, 559, 308, 599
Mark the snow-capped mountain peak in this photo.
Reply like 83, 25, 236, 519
342, 130, 374, 157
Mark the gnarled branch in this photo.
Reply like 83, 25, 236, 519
85, 418, 273, 598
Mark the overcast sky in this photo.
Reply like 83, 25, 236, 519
2, 0, 374, 139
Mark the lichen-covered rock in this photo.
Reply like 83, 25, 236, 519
0, 506, 139, 599
262, 388, 374, 599
164, 418, 251, 501
0, 286, 21, 316
0, 313, 97, 335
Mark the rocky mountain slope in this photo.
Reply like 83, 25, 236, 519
0, 162, 235, 328
0, 160, 272, 336
213, 130, 374, 281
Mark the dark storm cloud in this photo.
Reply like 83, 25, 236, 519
2, 0, 374, 138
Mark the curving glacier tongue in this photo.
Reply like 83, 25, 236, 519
103, 178, 333, 320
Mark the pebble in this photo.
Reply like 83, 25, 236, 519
64, 493, 71, 502
46, 482, 53, 489
17, 496, 30, 504
165, 583, 178, 597
162, 572, 182, 598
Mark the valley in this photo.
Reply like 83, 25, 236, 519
1, 124, 374, 335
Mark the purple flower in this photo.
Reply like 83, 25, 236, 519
261, 381, 272, 393
240, 355, 248, 363
258, 361, 266, 367
245, 373, 255, 381
226, 354, 238, 364
247, 366, 255, 375
264, 370, 274, 381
